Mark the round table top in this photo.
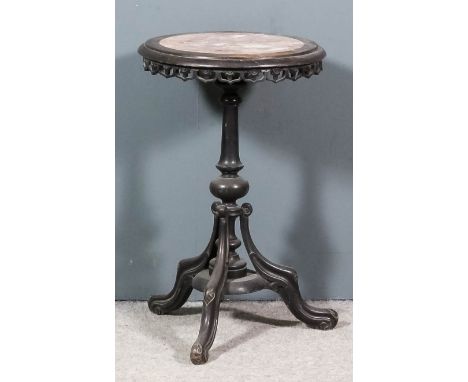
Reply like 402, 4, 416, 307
138, 32, 325, 84
159, 32, 307, 57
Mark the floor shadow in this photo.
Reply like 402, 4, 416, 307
170, 306, 203, 316
154, 303, 299, 326
226, 307, 300, 327
134, 300, 351, 364
335, 320, 351, 329
139, 304, 279, 364
141, 316, 194, 364
209, 324, 270, 362
166, 303, 299, 326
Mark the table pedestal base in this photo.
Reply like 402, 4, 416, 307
147, 84, 338, 364
148, 201, 338, 364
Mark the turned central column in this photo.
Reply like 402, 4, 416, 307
208, 84, 248, 278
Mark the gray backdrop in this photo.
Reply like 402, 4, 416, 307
116, 0, 352, 300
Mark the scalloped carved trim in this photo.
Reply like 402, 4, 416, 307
142, 58, 322, 84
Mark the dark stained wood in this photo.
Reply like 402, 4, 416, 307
240, 203, 338, 330
138, 32, 325, 69
190, 207, 230, 364
138, 32, 325, 85
139, 32, 338, 365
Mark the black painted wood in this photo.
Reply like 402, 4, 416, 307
139, 32, 338, 365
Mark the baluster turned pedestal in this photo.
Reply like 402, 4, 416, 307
138, 32, 338, 364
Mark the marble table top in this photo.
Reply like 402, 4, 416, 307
159, 32, 305, 57
138, 32, 326, 84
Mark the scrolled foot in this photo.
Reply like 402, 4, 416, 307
320, 308, 339, 329
148, 215, 219, 315
190, 211, 230, 364
147, 255, 201, 315
190, 341, 208, 365
148, 288, 191, 315
148, 298, 167, 315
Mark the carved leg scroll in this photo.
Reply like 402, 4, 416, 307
240, 203, 338, 330
190, 207, 230, 364
148, 204, 220, 315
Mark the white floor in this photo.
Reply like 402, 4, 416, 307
116, 300, 352, 382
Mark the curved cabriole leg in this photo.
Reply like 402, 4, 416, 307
190, 211, 230, 365
148, 207, 220, 315
240, 203, 338, 330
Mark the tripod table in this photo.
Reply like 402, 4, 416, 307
138, 32, 338, 365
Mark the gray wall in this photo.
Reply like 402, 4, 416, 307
116, 0, 352, 300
